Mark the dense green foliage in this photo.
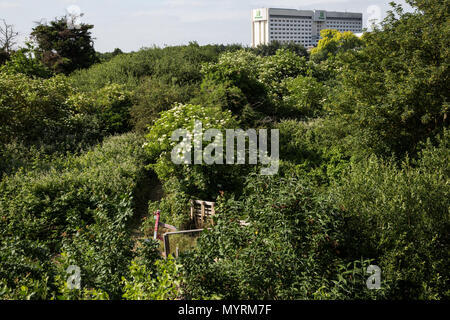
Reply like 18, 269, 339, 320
310, 29, 363, 63
0, 134, 151, 298
330, 133, 449, 299
326, 1, 449, 158
182, 173, 385, 299
0, 0, 448, 300
0, 43, 53, 78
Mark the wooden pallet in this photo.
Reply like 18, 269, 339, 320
190, 200, 215, 228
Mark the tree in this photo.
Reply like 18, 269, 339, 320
31, 17, 98, 74
0, 19, 19, 53
0, 42, 53, 78
310, 29, 363, 63
326, 0, 449, 158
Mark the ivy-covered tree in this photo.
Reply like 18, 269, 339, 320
31, 17, 98, 74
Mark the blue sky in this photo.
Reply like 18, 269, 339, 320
1, 0, 412, 52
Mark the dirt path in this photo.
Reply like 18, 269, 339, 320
129, 172, 164, 246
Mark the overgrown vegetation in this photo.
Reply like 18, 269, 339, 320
0, 0, 448, 300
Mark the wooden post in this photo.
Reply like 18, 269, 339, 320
211, 202, 215, 225
200, 201, 205, 227
163, 233, 170, 258
153, 210, 160, 240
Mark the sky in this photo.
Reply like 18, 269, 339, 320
1, 0, 412, 52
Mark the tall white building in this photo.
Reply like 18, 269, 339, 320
251, 8, 363, 48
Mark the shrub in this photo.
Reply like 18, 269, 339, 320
0, 73, 73, 145
0, 72, 106, 165
144, 103, 243, 200
330, 131, 449, 299
182, 173, 388, 299
0, 43, 53, 78
131, 77, 197, 133
276, 119, 350, 186
259, 49, 309, 104
251, 41, 308, 58
69, 43, 237, 93
122, 256, 183, 300
95, 84, 133, 134
201, 50, 267, 119
325, 2, 449, 158
282, 75, 327, 118
0, 133, 150, 298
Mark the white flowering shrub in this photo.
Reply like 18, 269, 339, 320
144, 103, 246, 217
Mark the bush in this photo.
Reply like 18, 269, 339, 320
0, 73, 73, 145
325, 2, 449, 158
276, 119, 350, 186
69, 43, 239, 93
122, 256, 183, 300
0, 72, 106, 164
182, 173, 388, 299
0, 133, 150, 298
201, 49, 312, 124
330, 131, 449, 299
131, 77, 197, 133
251, 41, 308, 58
259, 49, 309, 105
0, 44, 53, 78
144, 103, 244, 200
201, 50, 267, 120
282, 75, 327, 118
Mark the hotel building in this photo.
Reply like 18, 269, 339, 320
251, 8, 363, 48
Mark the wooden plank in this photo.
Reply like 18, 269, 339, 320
193, 200, 215, 206
200, 201, 205, 227
164, 229, 205, 236
158, 222, 177, 231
